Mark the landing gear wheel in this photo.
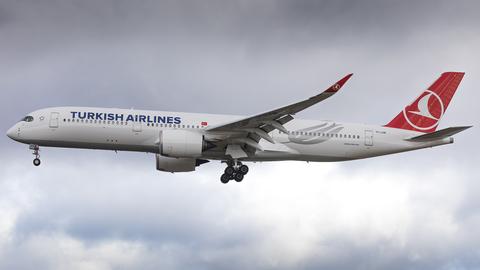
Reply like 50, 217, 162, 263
234, 173, 244, 182
30, 144, 41, 166
222, 159, 248, 184
224, 166, 235, 176
33, 158, 41, 166
238, 165, 249, 175
220, 174, 230, 184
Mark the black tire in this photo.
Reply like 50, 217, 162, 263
33, 158, 41, 166
234, 173, 244, 182
220, 174, 230, 184
224, 166, 235, 175
238, 165, 249, 175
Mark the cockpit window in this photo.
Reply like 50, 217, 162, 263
19, 116, 34, 122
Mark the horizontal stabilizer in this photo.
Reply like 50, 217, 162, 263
405, 126, 472, 142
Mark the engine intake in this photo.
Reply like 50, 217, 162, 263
159, 130, 215, 158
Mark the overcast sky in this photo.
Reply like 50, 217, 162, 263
1, 1, 480, 269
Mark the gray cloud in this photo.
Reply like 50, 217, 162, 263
1, 0, 480, 269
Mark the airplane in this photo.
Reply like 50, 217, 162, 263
6, 72, 472, 184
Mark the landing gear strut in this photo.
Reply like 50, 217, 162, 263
30, 144, 41, 166
220, 160, 249, 184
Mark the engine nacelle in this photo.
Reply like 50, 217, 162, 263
160, 130, 211, 158
156, 154, 209, 173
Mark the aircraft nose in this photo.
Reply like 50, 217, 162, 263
6, 125, 17, 140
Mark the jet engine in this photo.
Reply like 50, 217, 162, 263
159, 130, 215, 158
156, 154, 209, 172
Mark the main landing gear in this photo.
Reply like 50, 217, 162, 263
30, 144, 41, 166
220, 160, 249, 184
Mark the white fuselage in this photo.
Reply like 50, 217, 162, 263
7, 107, 452, 163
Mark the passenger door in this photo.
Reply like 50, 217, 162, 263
49, 112, 59, 128
364, 130, 373, 146
133, 122, 142, 132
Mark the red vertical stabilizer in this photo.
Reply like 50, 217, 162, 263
385, 72, 465, 133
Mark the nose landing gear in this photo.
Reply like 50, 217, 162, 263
220, 160, 249, 184
30, 144, 41, 166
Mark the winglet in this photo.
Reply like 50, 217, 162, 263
324, 73, 354, 93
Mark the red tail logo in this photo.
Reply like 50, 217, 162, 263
385, 72, 464, 133
404, 90, 444, 131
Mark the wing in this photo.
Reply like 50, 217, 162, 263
206, 74, 353, 159
207, 73, 353, 133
